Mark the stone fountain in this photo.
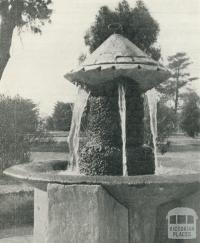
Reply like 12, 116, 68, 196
4, 34, 200, 243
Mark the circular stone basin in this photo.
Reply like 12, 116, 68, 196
4, 160, 200, 207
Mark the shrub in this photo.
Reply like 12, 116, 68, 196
181, 92, 200, 137
0, 95, 39, 172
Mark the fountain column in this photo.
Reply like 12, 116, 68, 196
79, 82, 123, 175
125, 80, 155, 175
79, 78, 155, 176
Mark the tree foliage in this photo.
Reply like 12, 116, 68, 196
0, 0, 52, 32
181, 91, 200, 137
46, 101, 89, 132
0, 0, 52, 79
49, 102, 73, 131
157, 101, 176, 142
84, 0, 160, 60
46, 115, 54, 130
0, 95, 39, 172
157, 52, 198, 114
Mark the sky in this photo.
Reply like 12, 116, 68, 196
0, 0, 200, 116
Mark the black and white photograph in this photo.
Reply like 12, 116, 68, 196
0, 0, 200, 242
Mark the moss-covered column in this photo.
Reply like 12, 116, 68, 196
79, 83, 123, 175
126, 81, 155, 175
79, 78, 155, 176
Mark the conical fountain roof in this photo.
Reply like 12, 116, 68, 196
83, 34, 156, 66
65, 34, 170, 91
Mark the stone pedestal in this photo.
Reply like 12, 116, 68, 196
129, 206, 157, 243
155, 193, 200, 243
34, 185, 159, 243
181, 191, 200, 243
155, 199, 182, 243
34, 183, 200, 243
4, 162, 200, 243
34, 188, 49, 243
34, 185, 129, 243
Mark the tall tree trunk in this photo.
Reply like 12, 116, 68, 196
0, 11, 15, 80
174, 79, 179, 114
174, 68, 180, 114
174, 69, 180, 132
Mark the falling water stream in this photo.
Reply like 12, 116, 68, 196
67, 86, 90, 173
118, 83, 128, 176
146, 88, 160, 174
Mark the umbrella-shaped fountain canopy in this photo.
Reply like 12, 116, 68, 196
65, 34, 170, 91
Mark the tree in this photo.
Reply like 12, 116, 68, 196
84, 0, 161, 60
46, 116, 54, 130
181, 91, 200, 137
51, 102, 73, 131
157, 52, 198, 114
0, 0, 52, 80
157, 101, 176, 142
0, 95, 39, 172
47, 102, 89, 132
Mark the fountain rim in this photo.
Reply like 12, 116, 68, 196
65, 62, 169, 77
64, 63, 171, 91
4, 160, 200, 188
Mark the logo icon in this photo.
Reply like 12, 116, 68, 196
166, 207, 198, 239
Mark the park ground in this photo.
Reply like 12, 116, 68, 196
0, 133, 200, 242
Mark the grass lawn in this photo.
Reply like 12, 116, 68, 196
30, 151, 68, 163
0, 227, 33, 243
159, 151, 200, 172
158, 135, 200, 173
